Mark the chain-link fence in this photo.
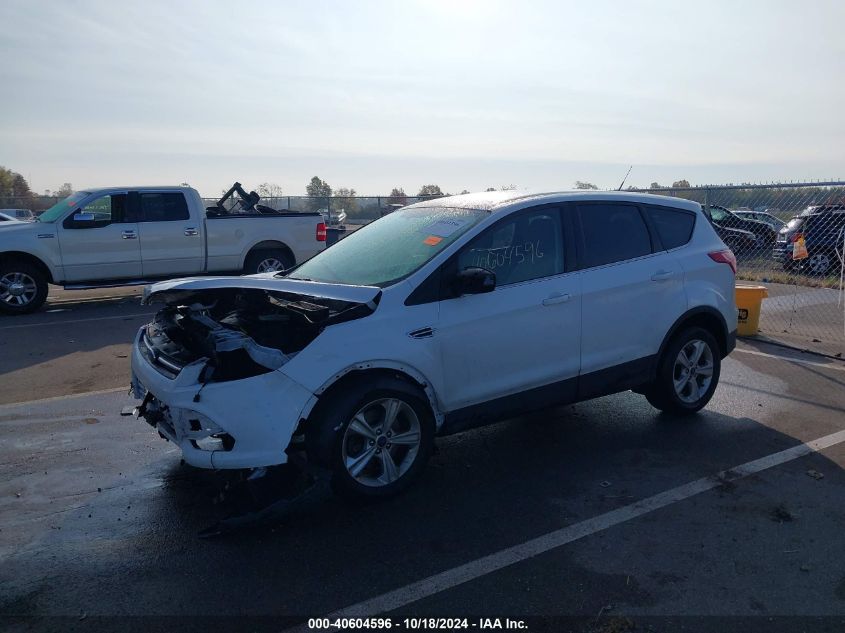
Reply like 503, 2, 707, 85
5, 182, 844, 351
629, 182, 845, 352
200, 194, 438, 223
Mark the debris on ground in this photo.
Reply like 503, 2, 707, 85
806, 469, 824, 480
599, 481, 612, 488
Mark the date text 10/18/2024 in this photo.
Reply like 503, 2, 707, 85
308, 618, 529, 630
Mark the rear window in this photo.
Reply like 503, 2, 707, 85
576, 203, 653, 268
646, 205, 695, 249
139, 193, 189, 222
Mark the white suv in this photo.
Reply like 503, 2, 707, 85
131, 191, 737, 498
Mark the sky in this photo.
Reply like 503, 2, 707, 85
1, 0, 844, 197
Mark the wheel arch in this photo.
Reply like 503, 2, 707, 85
0, 251, 55, 284
298, 362, 445, 432
241, 240, 295, 270
657, 307, 731, 364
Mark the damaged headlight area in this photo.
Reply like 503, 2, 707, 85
140, 287, 375, 382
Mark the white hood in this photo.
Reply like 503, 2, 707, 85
142, 273, 382, 306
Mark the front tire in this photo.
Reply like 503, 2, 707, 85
306, 375, 435, 499
0, 261, 48, 315
645, 327, 721, 415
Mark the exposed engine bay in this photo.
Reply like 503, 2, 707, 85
141, 286, 377, 382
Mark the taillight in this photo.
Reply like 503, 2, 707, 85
708, 249, 737, 274
789, 232, 803, 243
316, 222, 327, 242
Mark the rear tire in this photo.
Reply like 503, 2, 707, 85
0, 260, 48, 315
244, 248, 294, 275
306, 375, 435, 500
644, 327, 721, 415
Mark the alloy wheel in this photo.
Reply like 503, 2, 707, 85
672, 339, 715, 404
256, 257, 284, 273
0, 272, 38, 308
341, 398, 422, 487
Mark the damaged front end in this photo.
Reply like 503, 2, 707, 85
139, 276, 380, 382
130, 275, 381, 471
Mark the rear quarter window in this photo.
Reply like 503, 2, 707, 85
645, 205, 696, 249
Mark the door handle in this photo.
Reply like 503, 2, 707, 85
542, 293, 571, 306
184, 227, 199, 236
121, 230, 137, 240
651, 270, 674, 281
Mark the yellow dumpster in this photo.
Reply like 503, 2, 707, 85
735, 285, 768, 336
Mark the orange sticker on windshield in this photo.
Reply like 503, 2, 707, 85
423, 235, 443, 246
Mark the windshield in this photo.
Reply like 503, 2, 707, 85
37, 192, 89, 223
287, 206, 488, 286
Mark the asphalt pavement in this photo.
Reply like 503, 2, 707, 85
1, 303, 844, 632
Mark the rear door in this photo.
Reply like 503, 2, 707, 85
134, 191, 204, 277
57, 192, 142, 282
574, 202, 687, 396
436, 205, 581, 412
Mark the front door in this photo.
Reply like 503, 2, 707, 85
57, 192, 142, 282
436, 205, 581, 413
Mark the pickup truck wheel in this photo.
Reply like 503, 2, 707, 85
644, 327, 721, 416
244, 249, 293, 275
306, 376, 435, 500
0, 261, 48, 315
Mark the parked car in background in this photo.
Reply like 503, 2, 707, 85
0, 186, 326, 314
734, 210, 786, 231
710, 222, 758, 254
0, 209, 35, 222
703, 205, 777, 249
317, 207, 347, 227
0, 213, 25, 224
773, 207, 845, 275
132, 190, 736, 499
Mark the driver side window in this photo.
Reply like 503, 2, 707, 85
456, 207, 564, 286
65, 194, 127, 229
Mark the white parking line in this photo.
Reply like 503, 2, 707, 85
733, 347, 845, 372
289, 429, 845, 627
0, 312, 153, 331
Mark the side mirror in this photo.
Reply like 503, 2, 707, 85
455, 266, 496, 295
72, 212, 95, 223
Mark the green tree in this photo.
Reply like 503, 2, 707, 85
0, 167, 35, 206
306, 176, 332, 211
332, 187, 358, 216
574, 181, 598, 190
671, 179, 691, 188
649, 182, 662, 189
417, 184, 443, 198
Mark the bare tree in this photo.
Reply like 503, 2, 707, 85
574, 181, 598, 190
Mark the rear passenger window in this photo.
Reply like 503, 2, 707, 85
576, 204, 652, 268
646, 205, 695, 249
139, 193, 189, 222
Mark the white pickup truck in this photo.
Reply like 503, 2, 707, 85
0, 186, 327, 314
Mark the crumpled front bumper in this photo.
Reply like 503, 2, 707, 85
130, 327, 314, 469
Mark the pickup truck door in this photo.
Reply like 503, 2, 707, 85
134, 191, 204, 277
57, 192, 142, 283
